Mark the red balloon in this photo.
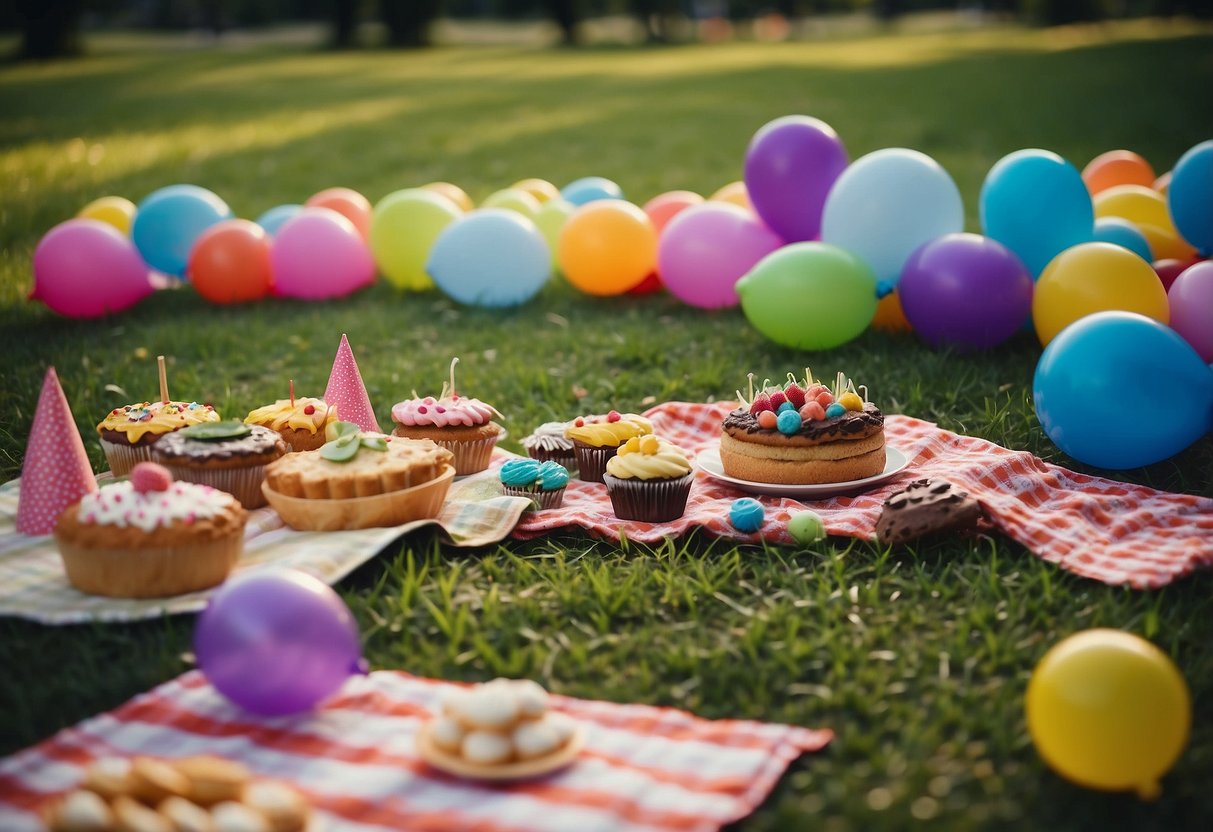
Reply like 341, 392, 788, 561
1153, 257, 1203, 292
188, 219, 273, 304
306, 187, 372, 240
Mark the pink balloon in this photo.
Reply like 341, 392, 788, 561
31, 218, 154, 318
657, 203, 784, 309
271, 208, 375, 300
1168, 261, 1213, 362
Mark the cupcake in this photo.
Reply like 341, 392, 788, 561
150, 421, 287, 509
244, 395, 337, 452
53, 462, 247, 598
564, 411, 653, 484
499, 458, 569, 510
601, 435, 694, 523
97, 401, 220, 476
390, 358, 504, 476
520, 421, 578, 471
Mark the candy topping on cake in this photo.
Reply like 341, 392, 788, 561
735, 369, 871, 433
130, 462, 172, 494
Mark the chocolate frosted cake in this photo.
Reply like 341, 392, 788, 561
150, 421, 287, 508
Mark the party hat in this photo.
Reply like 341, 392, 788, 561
17, 367, 97, 535
323, 334, 381, 433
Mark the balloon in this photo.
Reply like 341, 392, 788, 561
1137, 223, 1198, 263
1153, 257, 1203, 292
305, 187, 372, 240
1168, 140, 1213, 255
427, 209, 550, 308
980, 149, 1094, 278
1152, 170, 1171, 194
558, 200, 656, 295
1081, 150, 1155, 196
1032, 242, 1169, 347
643, 190, 704, 234
1091, 217, 1152, 262
1026, 629, 1190, 799
737, 242, 877, 350
369, 189, 462, 291
512, 178, 560, 204
421, 181, 474, 212
743, 114, 848, 243
482, 187, 541, 220
560, 176, 623, 206
627, 272, 663, 295
30, 219, 154, 318
899, 233, 1033, 350
131, 185, 232, 279
534, 198, 574, 273
194, 569, 366, 716
187, 219, 273, 304
871, 290, 912, 333
78, 196, 136, 235
708, 180, 751, 211
255, 204, 303, 237
271, 208, 374, 300
1033, 311, 1213, 468
1094, 184, 1194, 261
1168, 261, 1213, 362
822, 148, 964, 293
657, 203, 783, 309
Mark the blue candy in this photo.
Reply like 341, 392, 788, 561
825, 402, 846, 419
776, 408, 801, 435
729, 498, 765, 533
777, 401, 796, 414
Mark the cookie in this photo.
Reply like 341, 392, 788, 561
81, 757, 133, 801
241, 782, 309, 832
875, 478, 982, 545
111, 794, 174, 832
210, 801, 271, 832
461, 731, 513, 766
174, 756, 250, 806
43, 789, 113, 832
127, 757, 192, 806
157, 796, 215, 832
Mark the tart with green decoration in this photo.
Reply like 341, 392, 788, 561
150, 420, 286, 508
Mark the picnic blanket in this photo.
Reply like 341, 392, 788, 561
512, 402, 1213, 590
0, 670, 830, 832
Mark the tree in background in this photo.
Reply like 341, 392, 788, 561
543, 0, 581, 44
14, 0, 84, 58
380, 0, 443, 46
331, 0, 358, 46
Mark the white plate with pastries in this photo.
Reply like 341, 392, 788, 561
694, 445, 911, 498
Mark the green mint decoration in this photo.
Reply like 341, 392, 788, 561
179, 420, 253, 441
320, 420, 388, 462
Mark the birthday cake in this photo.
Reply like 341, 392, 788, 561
720, 370, 885, 485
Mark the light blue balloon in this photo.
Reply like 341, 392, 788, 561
1034, 311, 1213, 470
1167, 139, 1213, 256
426, 209, 551, 308
1092, 217, 1153, 262
560, 176, 623, 207
980, 149, 1093, 279
820, 148, 963, 295
255, 204, 303, 237
131, 184, 232, 278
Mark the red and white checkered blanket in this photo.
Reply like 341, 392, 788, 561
513, 402, 1213, 590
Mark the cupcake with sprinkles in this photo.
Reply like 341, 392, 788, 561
96, 356, 219, 476
564, 411, 653, 484
499, 458, 569, 510
601, 434, 694, 522
390, 357, 504, 476
245, 380, 338, 452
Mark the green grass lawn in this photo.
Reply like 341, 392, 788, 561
2, 19, 1212, 830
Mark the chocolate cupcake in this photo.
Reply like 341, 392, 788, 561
150, 421, 286, 509
601, 435, 694, 522
96, 401, 220, 476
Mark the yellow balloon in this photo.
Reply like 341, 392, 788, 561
482, 188, 541, 220
78, 196, 136, 235
1026, 629, 1190, 799
1094, 184, 1183, 241
1032, 242, 1169, 347
558, 201, 657, 296
535, 198, 574, 273
512, 177, 560, 204
421, 182, 474, 213
709, 180, 752, 211
369, 189, 462, 291
1137, 222, 1198, 262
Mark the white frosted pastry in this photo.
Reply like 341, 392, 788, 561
429, 715, 465, 752
82, 757, 133, 801
211, 801, 271, 832
461, 731, 513, 766
46, 789, 113, 832
457, 685, 520, 730
510, 679, 549, 720
545, 711, 578, 745
158, 796, 215, 832
513, 719, 562, 760
111, 795, 173, 832
241, 781, 310, 832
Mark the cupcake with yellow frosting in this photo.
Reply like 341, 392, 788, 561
564, 411, 652, 484
97, 401, 220, 476
602, 435, 694, 522
245, 396, 337, 452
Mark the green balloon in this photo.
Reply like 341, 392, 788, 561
736, 242, 878, 350
534, 198, 574, 273
370, 189, 462, 291
482, 187, 541, 220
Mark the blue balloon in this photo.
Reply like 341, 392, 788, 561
426, 209, 551, 308
1091, 217, 1153, 262
255, 204, 303, 237
1034, 311, 1213, 469
980, 149, 1094, 278
560, 176, 623, 207
1167, 140, 1213, 256
820, 148, 963, 294
131, 185, 232, 278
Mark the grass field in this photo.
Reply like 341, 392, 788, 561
2, 19, 1212, 830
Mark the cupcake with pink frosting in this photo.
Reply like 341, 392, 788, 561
390, 358, 504, 475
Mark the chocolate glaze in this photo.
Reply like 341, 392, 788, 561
723, 402, 883, 441
151, 423, 286, 462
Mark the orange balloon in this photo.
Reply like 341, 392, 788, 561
305, 187, 372, 240
422, 182, 474, 213
188, 219, 273, 304
558, 201, 657, 296
709, 180, 752, 211
643, 190, 704, 235
871, 290, 912, 333
1082, 150, 1155, 197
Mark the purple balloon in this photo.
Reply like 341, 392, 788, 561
1168, 261, 1213, 362
194, 569, 366, 716
658, 203, 784, 309
900, 233, 1033, 350
31, 219, 155, 318
271, 208, 375, 300
744, 115, 848, 243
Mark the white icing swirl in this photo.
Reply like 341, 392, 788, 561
76, 481, 236, 532
521, 422, 575, 454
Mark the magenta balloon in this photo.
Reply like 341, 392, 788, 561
1168, 261, 1213, 362
194, 569, 366, 716
271, 208, 375, 300
899, 233, 1034, 350
743, 115, 848, 243
657, 203, 784, 309
31, 218, 154, 318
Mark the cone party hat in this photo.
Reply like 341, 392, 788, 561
17, 367, 97, 535
323, 333, 380, 433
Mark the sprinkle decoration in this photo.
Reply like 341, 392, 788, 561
323, 333, 380, 433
